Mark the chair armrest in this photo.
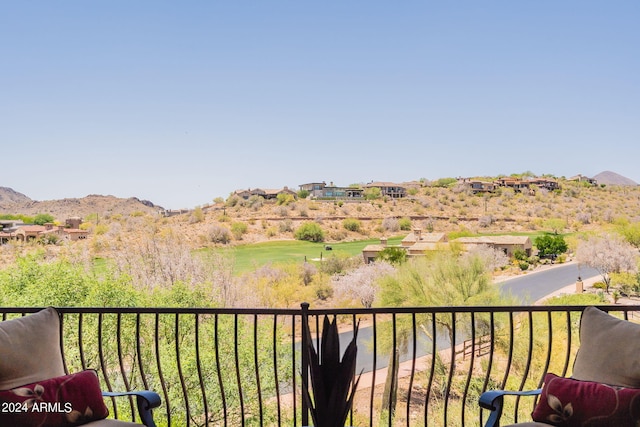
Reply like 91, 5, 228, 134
102, 390, 161, 427
479, 389, 541, 427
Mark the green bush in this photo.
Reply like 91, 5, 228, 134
398, 217, 412, 231
231, 222, 248, 240
342, 218, 362, 232
294, 222, 325, 242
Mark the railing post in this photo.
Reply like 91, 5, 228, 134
301, 302, 310, 427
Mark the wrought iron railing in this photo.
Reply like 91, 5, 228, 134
2, 304, 639, 427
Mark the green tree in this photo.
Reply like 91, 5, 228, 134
33, 213, 55, 225
619, 222, 640, 248
535, 234, 568, 260
376, 250, 508, 418
297, 189, 310, 199
375, 247, 407, 265
363, 187, 382, 200
543, 218, 567, 234
294, 222, 325, 242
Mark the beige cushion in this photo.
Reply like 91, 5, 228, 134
0, 308, 65, 390
573, 306, 640, 387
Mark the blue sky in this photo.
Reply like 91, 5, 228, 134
2, 2, 638, 209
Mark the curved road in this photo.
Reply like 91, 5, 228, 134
498, 262, 600, 303
346, 262, 601, 373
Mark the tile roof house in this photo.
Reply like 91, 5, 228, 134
454, 235, 532, 257
362, 231, 533, 262
3, 221, 89, 243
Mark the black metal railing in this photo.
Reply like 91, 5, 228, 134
2, 304, 639, 427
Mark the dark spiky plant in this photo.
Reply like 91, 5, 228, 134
302, 315, 361, 427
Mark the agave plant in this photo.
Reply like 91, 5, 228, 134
302, 315, 361, 427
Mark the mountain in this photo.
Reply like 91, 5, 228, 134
0, 187, 32, 204
593, 171, 638, 186
0, 187, 162, 219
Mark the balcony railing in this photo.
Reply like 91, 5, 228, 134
3, 304, 639, 427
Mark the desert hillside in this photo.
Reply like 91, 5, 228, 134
0, 188, 160, 219
2, 174, 639, 255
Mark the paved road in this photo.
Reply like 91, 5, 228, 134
498, 262, 600, 303
344, 262, 602, 373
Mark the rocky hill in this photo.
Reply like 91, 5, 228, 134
0, 187, 32, 204
0, 187, 161, 220
594, 171, 638, 186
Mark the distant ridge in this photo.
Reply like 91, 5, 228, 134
593, 171, 638, 186
0, 186, 161, 219
0, 187, 32, 204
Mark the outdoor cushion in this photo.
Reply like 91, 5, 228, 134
0, 307, 65, 390
572, 306, 640, 387
0, 308, 158, 426
531, 373, 640, 426
0, 370, 109, 427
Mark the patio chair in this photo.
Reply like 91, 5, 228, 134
480, 306, 640, 426
0, 307, 161, 426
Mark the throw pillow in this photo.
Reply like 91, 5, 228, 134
0, 307, 66, 390
573, 306, 640, 387
0, 370, 109, 427
532, 373, 640, 426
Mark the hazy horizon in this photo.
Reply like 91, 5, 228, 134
2, 2, 638, 208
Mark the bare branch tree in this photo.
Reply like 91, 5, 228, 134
576, 233, 638, 293
332, 261, 395, 308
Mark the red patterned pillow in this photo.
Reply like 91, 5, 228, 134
0, 370, 109, 427
532, 373, 640, 426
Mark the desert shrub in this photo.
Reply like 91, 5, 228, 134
294, 222, 325, 242
247, 195, 264, 210
319, 254, 361, 275
277, 193, 295, 206
518, 261, 529, 271
265, 227, 278, 238
592, 282, 607, 290
225, 195, 240, 207
209, 225, 231, 244
279, 219, 293, 233
231, 222, 248, 240
342, 218, 362, 232
382, 217, 400, 232
478, 215, 494, 228
398, 217, 412, 231
189, 207, 204, 223
513, 249, 528, 261
576, 212, 591, 224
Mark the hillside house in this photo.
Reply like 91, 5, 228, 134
0, 219, 88, 244
362, 237, 393, 264
362, 229, 449, 263
233, 187, 297, 200
362, 230, 532, 262
568, 174, 598, 186
527, 178, 560, 191
298, 182, 363, 199
458, 179, 496, 194
364, 182, 407, 198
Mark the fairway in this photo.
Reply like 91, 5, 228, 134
213, 237, 403, 274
